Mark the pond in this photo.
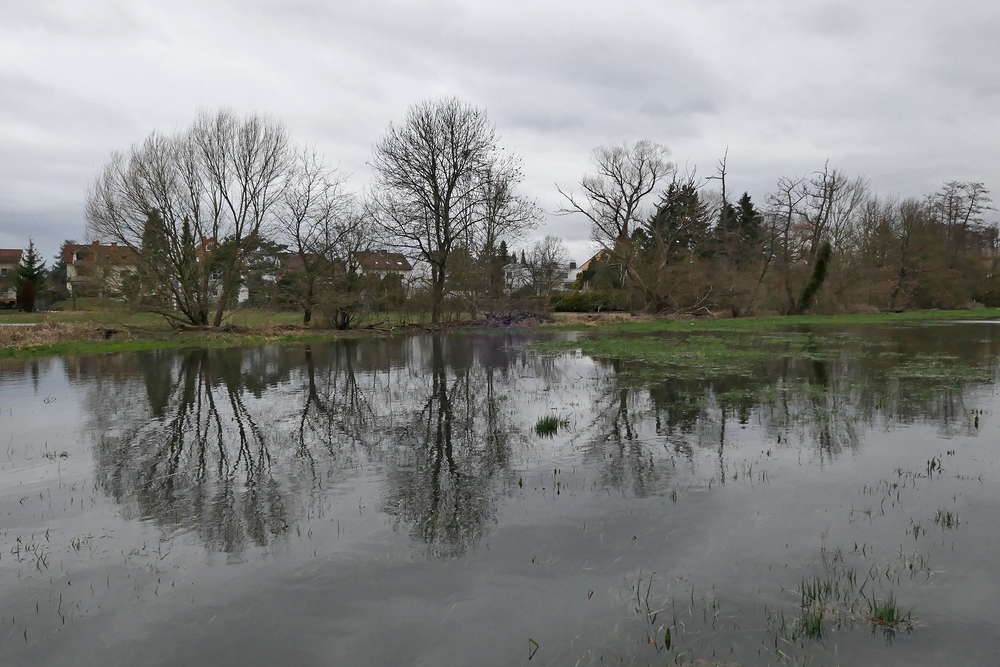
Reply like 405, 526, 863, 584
1, 325, 999, 666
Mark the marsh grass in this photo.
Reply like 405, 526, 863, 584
0, 320, 367, 360
535, 415, 568, 437
0, 320, 135, 350
863, 592, 913, 635
535, 331, 846, 379
547, 308, 1000, 334
933, 509, 960, 529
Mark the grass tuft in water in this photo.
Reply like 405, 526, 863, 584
864, 592, 913, 635
535, 415, 568, 437
933, 509, 960, 529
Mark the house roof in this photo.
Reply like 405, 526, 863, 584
65, 242, 138, 266
356, 251, 412, 272
579, 249, 612, 271
0, 249, 23, 264
281, 253, 325, 274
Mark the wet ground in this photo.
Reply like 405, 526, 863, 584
1, 325, 999, 666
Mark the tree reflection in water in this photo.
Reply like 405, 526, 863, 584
68, 326, 999, 559
380, 335, 518, 558
84, 336, 525, 559
575, 329, 998, 494
94, 349, 289, 559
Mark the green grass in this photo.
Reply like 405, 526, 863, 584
0, 308, 305, 328
4, 306, 1000, 361
536, 331, 840, 379
534, 415, 568, 437
0, 308, 410, 360
0, 331, 355, 360
864, 592, 913, 634
535, 308, 1000, 380
547, 308, 1000, 335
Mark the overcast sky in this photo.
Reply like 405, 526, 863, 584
2, 0, 999, 263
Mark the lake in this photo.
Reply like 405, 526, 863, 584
1, 325, 999, 665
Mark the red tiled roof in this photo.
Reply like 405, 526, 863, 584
356, 251, 412, 272
65, 242, 138, 266
0, 249, 23, 263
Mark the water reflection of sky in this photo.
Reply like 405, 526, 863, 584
1, 327, 999, 666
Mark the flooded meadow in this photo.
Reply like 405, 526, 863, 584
1, 324, 999, 665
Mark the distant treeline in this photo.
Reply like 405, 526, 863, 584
75, 97, 995, 328
566, 148, 996, 316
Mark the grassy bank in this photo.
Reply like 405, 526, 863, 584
536, 308, 1000, 379
0, 320, 362, 360
2, 307, 999, 361
545, 307, 1000, 333
0, 308, 407, 360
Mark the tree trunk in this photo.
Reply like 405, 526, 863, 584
431, 264, 446, 324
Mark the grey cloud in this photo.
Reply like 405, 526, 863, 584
1, 0, 999, 257
795, 2, 867, 36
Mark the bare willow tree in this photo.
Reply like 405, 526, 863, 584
474, 164, 540, 312
527, 235, 570, 295
369, 97, 536, 323
928, 181, 994, 269
86, 109, 292, 327
799, 163, 868, 260
273, 148, 354, 325
557, 140, 673, 283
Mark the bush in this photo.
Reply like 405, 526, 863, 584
553, 290, 628, 312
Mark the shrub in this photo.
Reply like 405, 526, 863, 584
553, 290, 628, 313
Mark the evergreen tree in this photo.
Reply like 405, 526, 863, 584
797, 242, 832, 313
48, 240, 75, 304
720, 192, 762, 265
734, 192, 762, 248
16, 239, 47, 312
642, 179, 712, 256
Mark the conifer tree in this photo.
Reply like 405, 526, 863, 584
16, 240, 46, 312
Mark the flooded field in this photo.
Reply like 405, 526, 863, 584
1, 324, 999, 666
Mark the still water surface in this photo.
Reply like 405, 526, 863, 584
1, 326, 999, 665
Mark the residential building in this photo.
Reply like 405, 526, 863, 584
563, 261, 581, 290
64, 242, 138, 298
0, 248, 23, 307
356, 251, 413, 277
0, 248, 22, 279
573, 250, 612, 290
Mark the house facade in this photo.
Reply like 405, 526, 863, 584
356, 251, 413, 278
503, 258, 582, 295
0, 248, 22, 307
64, 242, 138, 298
0, 248, 22, 279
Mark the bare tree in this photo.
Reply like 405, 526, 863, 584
474, 158, 541, 257
87, 131, 215, 325
86, 109, 292, 327
193, 111, 292, 326
798, 163, 868, 261
370, 97, 533, 323
927, 181, 994, 268
317, 203, 376, 330
557, 140, 673, 281
764, 175, 808, 313
273, 148, 354, 325
527, 236, 570, 295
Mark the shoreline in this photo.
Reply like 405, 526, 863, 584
2, 308, 1000, 360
